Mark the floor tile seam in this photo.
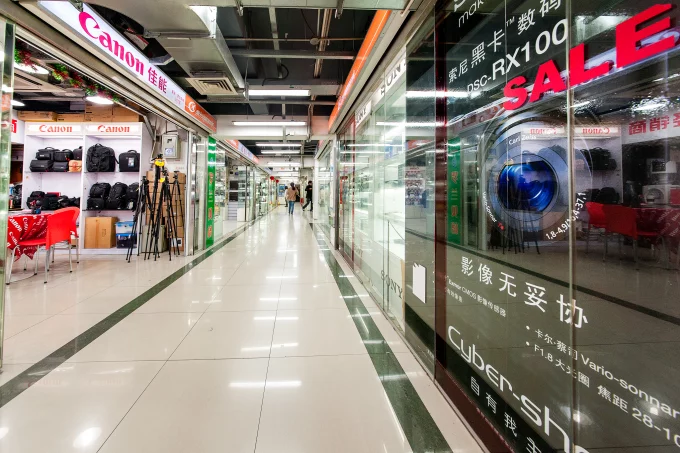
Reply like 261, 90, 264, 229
0, 219, 259, 409
94, 360, 168, 453
3, 314, 60, 341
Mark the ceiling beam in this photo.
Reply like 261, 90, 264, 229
229, 49, 355, 60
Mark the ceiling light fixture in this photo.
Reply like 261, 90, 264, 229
11, 100, 24, 107
232, 121, 306, 126
249, 89, 310, 97
260, 150, 300, 154
86, 96, 114, 105
256, 142, 301, 147
2, 84, 12, 93
267, 162, 301, 166
14, 62, 49, 75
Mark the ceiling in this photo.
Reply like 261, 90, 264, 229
14, 1, 416, 164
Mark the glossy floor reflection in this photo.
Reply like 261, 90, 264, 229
0, 207, 482, 453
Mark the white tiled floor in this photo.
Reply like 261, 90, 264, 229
0, 207, 483, 453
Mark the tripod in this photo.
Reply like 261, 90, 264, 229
127, 156, 182, 262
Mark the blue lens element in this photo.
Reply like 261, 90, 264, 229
498, 160, 557, 212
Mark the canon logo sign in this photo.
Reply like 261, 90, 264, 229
39, 125, 72, 133
79, 12, 145, 77
97, 125, 130, 133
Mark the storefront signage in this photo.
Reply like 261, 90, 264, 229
504, 4, 678, 110
355, 101, 371, 127
86, 123, 142, 135
371, 50, 406, 107
328, 10, 391, 130
225, 139, 259, 165
205, 137, 217, 247
39, 2, 217, 133
26, 123, 82, 136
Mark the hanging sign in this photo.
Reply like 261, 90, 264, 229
39, 2, 217, 133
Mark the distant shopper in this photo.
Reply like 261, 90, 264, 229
302, 181, 313, 211
285, 182, 299, 215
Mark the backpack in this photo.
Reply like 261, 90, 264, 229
126, 183, 139, 210
68, 197, 80, 207
89, 182, 111, 199
106, 182, 128, 209
118, 150, 140, 172
73, 146, 83, 160
58, 196, 71, 208
87, 198, 106, 210
86, 144, 117, 172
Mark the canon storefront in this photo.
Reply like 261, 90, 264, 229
400, 1, 680, 452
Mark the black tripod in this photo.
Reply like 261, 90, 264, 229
127, 156, 182, 262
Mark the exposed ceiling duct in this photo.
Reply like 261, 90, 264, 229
81, 0, 246, 92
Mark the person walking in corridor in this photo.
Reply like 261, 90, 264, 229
285, 182, 299, 215
302, 181, 313, 212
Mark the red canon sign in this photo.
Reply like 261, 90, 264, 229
97, 125, 131, 133
39, 125, 73, 133
504, 4, 677, 110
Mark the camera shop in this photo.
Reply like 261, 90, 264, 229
7, 29, 209, 266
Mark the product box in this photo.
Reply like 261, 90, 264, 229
18, 111, 57, 122
84, 216, 117, 249
140, 225, 167, 253
56, 113, 85, 122
112, 105, 141, 122
116, 233, 137, 249
84, 104, 113, 122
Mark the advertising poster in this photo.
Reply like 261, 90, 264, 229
205, 137, 216, 247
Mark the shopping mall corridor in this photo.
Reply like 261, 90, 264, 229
0, 206, 481, 453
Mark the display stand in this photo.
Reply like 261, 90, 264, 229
81, 123, 151, 255
22, 123, 85, 210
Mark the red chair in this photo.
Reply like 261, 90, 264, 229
54, 207, 80, 263
585, 202, 607, 254
8, 210, 74, 284
602, 205, 662, 269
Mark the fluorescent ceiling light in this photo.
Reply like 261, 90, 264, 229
14, 62, 49, 75
10, 99, 24, 107
341, 151, 383, 154
260, 150, 299, 154
233, 121, 306, 126
377, 121, 444, 127
347, 143, 402, 147
267, 162, 300, 166
86, 96, 114, 105
256, 142, 301, 147
249, 89, 310, 97
2, 84, 12, 93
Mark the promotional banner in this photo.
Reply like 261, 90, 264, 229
205, 137, 217, 247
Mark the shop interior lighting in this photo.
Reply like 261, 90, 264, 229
86, 96, 114, 105
10, 99, 24, 107
260, 150, 300, 154
249, 89, 310, 97
14, 62, 49, 75
347, 143, 402, 147
376, 121, 444, 127
232, 121, 306, 126
256, 142, 302, 147
267, 161, 301, 166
